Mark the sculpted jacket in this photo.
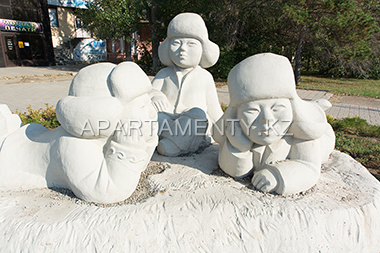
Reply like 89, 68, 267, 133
150, 65, 223, 124
215, 124, 335, 195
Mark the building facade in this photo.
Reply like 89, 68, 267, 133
48, 0, 108, 65
0, 0, 55, 67
0, 0, 155, 67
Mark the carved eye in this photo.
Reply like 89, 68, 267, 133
272, 104, 286, 112
244, 108, 260, 115
172, 40, 180, 46
188, 41, 198, 47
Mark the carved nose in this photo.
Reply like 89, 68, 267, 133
179, 45, 187, 51
258, 109, 275, 125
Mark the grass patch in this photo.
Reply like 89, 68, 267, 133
328, 115, 380, 179
299, 75, 380, 98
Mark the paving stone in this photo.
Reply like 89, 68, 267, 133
0, 65, 379, 125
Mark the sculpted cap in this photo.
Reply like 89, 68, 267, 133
224, 53, 329, 140
159, 13, 220, 68
228, 53, 297, 107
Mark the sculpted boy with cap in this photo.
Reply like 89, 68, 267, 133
213, 53, 335, 195
150, 13, 223, 156
0, 62, 158, 204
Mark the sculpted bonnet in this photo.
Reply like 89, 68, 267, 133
158, 13, 220, 68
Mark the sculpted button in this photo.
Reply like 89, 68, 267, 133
117, 152, 125, 160
109, 147, 116, 155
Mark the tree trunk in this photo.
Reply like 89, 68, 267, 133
38, 0, 56, 65
294, 25, 307, 86
147, 1, 159, 72
125, 33, 132, 61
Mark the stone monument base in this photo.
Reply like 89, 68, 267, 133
0, 145, 379, 252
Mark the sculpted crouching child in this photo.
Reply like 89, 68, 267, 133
150, 13, 223, 156
0, 62, 158, 204
213, 53, 335, 195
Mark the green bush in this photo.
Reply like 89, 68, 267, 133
14, 104, 60, 129
208, 47, 240, 79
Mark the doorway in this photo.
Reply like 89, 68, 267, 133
0, 32, 47, 67
3, 34, 18, 67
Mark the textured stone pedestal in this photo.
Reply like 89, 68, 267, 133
0, 146, 379, 252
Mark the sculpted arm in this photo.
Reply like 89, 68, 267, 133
150, 70, 171, 112
205, 75, 223, 123
217, 120, 254, 178
59, 103, 158, 204
59, 126, 151, 204
252, 139, 322, 195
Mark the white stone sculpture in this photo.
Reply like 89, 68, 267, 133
0, 62, 158, 204
2, 147, 380, 252
213, 53, 335, 195
150, 12, 223, 156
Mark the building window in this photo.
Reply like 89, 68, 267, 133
48, 7, 58, 27
75, 16, 83, 29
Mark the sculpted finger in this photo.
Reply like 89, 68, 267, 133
260, 183, 273, 192
159, 101, 166, 111
152, 101, 160, 112
252, 174, 262, 187
256, 179, 267, 190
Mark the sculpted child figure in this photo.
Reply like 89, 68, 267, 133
0, 62, 158, 204
213, 53, 335, 195
150, 13, 223, 156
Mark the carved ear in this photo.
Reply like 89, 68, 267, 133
200, 40, 219, 68
289, 97, 328, 140
108, 62, 152, 104
158, 39, 173, 67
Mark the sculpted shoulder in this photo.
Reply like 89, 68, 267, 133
193, 66, 215, 85
154, 67, 174, 80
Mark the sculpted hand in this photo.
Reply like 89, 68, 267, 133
252, 168, 279, 193
225, 121, 252, 152
151, 95, 171, 112
113, 123, 147, 151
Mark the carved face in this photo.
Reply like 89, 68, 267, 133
237, 99, 293, 145
169, 37, 202, 68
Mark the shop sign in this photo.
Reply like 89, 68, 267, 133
73, 39, 107, 62
47, 0, 88, 9
0, 19, 43, 33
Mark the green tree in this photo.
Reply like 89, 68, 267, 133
283, 0, 379, 82
75, 0, 140, 61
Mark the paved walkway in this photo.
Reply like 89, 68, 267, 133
216, 85, 380, 125
0, 65, 379, 125
0, 64, 88, 78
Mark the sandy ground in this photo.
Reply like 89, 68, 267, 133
0, 73, 75, 85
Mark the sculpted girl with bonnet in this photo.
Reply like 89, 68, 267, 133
150, 13, 223, 156
213, 53, 335, 195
